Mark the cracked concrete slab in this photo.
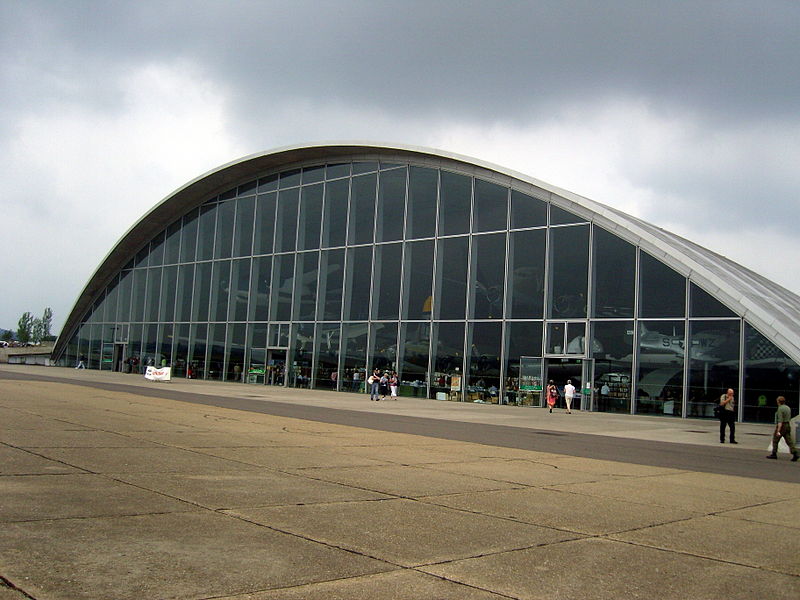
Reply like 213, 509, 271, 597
0, 473, 196, 521
228, 498, 580, 567
419, 487, 700, 535
421, 537, 800, 599
111, 470, 391, 510
609, 514, 800, 576
0, 512, 391, 600
212, 569, 508, 599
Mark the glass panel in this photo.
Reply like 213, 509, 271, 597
550, 205, 586, 225
298, 183, 323, 251
593, 227, 636, 318
229, 259, 251, 321
352, 161, 378, 175
158, 323, 173, 367
237, 180, 257, 196
131, 268, 146, 322
507, 229, 545, 319
398, 321, 430, 396
233, 196, 255, 257
196, 204, 217, 261
690, 283, 737, 317
127, 324, 142, 371
288, 323, 314, 387
343, 246, 373, 321
639, 252, 686, 318
504, 322, 543, 406
370, 322, 398, 375
511, 189, 547, 229
592, 321, 634, 413
326, 163, 350, 180
347, 173, 377, 245
372, 243, 403, 320
438, 171, 471, 236
466, 322, 502, 403
179, 209, 198, 263
321, 179, 348, 248
214, 200, 236, 258
173, 323, 189, 377
402, 240, 434, 320
548, 225, 589, 319
191, 262, 212, 322
302, 164, 325, 184
275, 188, 300, 253
636, 320, 684, 417
159, 265, 177, 322
314, 323, 340, 389
293, 251, 319, 321
566, 322, 588, 354
164, 219, 181, 265
209, 260, 231, 322
225, 323, 246, 382
270, 254, 295, 322
279, 169, 301, 188
743, 323, 799, 423
258, 173, 278, 193
175, 264, 194, 322
430, 322, 465, 400
134, 244, 149, 269
375, 167, 406, 243
206, 323, 226, 380
248, 256, 271, 321
141, 324, 158, 370
317, 249, 345, 321
144, 267, 161, 321
473, 179, 507, 233
469, 233, 506, 319
546, 322, 566, 354
433, 236, 468, 320
687, 320, 740, 419
253, 192, 276, 255
148, 233, 165, 268
103, 276, 119, 323
117, 270, 132, 323
342, 323, 369, 393
407, 166, 437, 239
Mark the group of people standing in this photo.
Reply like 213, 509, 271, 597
368, 368, 398, 401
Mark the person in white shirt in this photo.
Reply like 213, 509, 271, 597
564, 379, 576, 414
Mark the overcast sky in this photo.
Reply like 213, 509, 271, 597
2, 1, 799, 334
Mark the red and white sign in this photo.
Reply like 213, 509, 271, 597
144, 366, 171, 382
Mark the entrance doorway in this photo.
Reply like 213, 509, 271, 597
545, 358, 588, 410
112, 343, 126, 373
265, 349, 286, 386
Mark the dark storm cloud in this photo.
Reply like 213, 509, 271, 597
3, 1, 799, 125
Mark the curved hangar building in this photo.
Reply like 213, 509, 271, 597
53, 143, 800, 423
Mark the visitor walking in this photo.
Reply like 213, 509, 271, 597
75, 355, 86, 369
766, 396, 799, 461
379, 371, 390, 401
546, 380, 558, 413
369, 368, 381, 401
718, 388, 737, 443
564, 379, 576, 414
389, 371, 399, 400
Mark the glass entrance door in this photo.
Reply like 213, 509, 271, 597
544, 358, 585, 410
266, 349, 286, 386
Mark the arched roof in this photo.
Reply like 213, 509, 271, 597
53, 142, 800, 364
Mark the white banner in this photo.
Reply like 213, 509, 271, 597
144, 366, 171, 382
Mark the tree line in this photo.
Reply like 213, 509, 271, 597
1, 308, 54, 345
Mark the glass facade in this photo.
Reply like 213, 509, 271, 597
57, 155, 800, 423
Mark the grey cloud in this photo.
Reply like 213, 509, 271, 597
4, 1, 799, 125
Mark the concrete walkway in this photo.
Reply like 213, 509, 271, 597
1, 365, 798, 599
